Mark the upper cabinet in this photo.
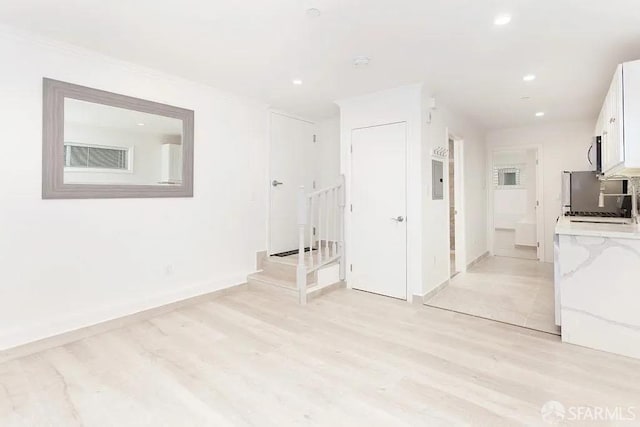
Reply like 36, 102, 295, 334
599, 60, 640, 177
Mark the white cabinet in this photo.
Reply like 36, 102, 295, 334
600, 60, 640, 177
160, 143, 183, 184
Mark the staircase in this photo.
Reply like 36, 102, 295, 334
248, 250, 344, 302
248, 176, 346, 304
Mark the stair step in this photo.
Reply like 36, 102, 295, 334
247, 272, 312, 291
247, 271, 344, 301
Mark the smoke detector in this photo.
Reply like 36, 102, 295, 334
306, 8, 321, 18
353, 56, 371, 68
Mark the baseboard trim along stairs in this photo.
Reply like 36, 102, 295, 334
248, 251, 345, 302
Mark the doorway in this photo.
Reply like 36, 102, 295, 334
425, 144, 557, 335
489, 147, 543, 260
449, 138, 456, 276
269, 112, 315, 255
350, 122, 407, 300
447, 133, 466, 277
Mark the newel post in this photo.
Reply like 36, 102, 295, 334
296, 185, 308, 305
338, 174, 346, 281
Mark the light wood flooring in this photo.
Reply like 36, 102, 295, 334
426, 256, 558, 335
1, 284, 639, 426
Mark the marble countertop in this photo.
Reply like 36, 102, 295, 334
555, 216, 640, 239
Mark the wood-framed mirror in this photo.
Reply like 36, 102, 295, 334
42, 78, 194, 199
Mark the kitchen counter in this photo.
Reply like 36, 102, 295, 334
555, 216, 640, 239
554, 217, 640, 360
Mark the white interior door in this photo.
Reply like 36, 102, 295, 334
269, 113, 315, 255
351, 122, 407, 299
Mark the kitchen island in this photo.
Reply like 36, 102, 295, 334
555, 216, 640, 359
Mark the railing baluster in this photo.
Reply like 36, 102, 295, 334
329, 188, 337, 257
333, 187, 338, 257
308, 195, 314, 268
317, 192, 323, 264
338, 175, 346, 281
293, 175, 347, 304
324, 190, 329, 261
296, 185, 307, 305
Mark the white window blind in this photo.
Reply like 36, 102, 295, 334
493, 166, 521, 187
64, 144, 128, 170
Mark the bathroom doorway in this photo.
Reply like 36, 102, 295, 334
489, 147, 543, 260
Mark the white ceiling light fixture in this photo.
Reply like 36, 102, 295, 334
535, 112, 545, 117
523, 74, 536, 82
494, 14, 512, 26
292, 79, 303, 85
353, 56, 370, 68
305, 8, 321, 18
137, 123, 145, 126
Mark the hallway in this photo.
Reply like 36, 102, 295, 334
425, 256, 558, 335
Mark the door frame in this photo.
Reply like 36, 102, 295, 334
447, 130, 467, 274
486, 144, 545, 261
266, 110, 316, 256
347, 121, 409, 300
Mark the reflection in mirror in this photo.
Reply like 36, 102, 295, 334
63, 99, 183, 185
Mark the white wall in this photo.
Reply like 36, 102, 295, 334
338, 85, 424, 299
492, 149, 536, 229
64, 123, 165, 185
0, 28, 268, 350
486, 120, 593, 263
421, 96, 488, 295
338, 85, 488, 299
315, 116, 341, 189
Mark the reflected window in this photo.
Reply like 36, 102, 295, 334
64, 143, 130, 170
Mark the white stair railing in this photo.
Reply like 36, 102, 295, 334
296, 175, 346, 304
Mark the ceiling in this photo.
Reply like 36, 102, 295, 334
65, 99, 182, 137
2, 0, 640, 129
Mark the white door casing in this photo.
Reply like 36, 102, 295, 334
350, 122, 407, 299
269, 112, 315, 255
487, 145, 545, 261
449, 134, 467, 273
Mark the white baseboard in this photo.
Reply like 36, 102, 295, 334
414, 278, 451, 305
0, 275, 248, 363
467, 251, 490, 270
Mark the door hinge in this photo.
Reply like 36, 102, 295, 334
313, 180, 316, 189
536, 200, 539, 206
313, 227, 316, 236
350, 264, 353, 272
350, 145, 353, 153
350, 204, 353, 212
313, 134, 317, 143
536, 159, 539, 165
537, 242, 540, 248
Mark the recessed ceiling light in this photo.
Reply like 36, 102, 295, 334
353, 56, 370, 67
535, 112, 545, 117
292, 79, 303, 85
523, 74, 536, 82
306, 8, 321, 18
494, 14, 512, 26
520, 96, 531, 100
137, 123, 145, 126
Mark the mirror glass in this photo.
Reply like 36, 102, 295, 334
63, 98, 183, 185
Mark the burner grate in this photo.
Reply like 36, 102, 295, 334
565, 211, 624, 218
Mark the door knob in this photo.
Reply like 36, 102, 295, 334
391, 216, 405, 222
272, 180, 284, 187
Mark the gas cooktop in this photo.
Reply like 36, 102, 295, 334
564, 211, 632, 224
565, 211, 625, 218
